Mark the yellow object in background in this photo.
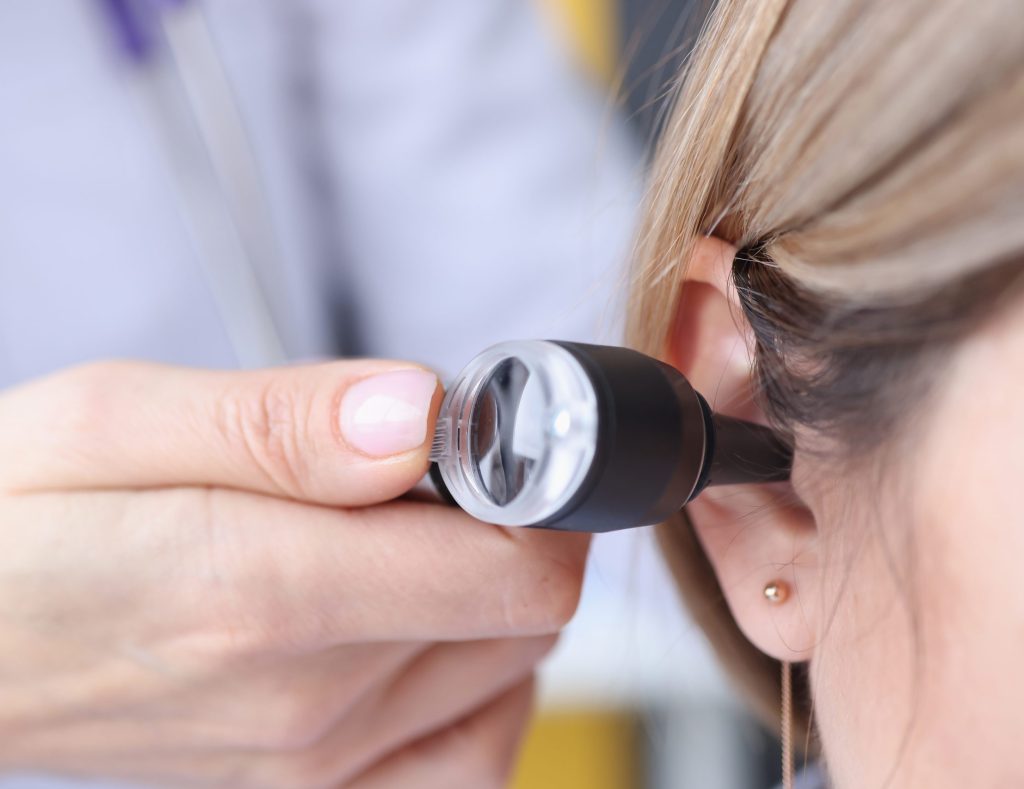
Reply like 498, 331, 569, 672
536, 0, 617, 83
511, 709, 643, 789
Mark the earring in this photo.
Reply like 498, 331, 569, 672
764, 581, 795, 787
763, 580, 790, 604
780, 661, 794, 789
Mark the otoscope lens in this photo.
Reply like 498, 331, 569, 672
433, 341, 599, 526
472, 357, 535, 506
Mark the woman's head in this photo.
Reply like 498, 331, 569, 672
629, 0, 1024, 784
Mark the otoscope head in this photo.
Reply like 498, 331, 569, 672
429, 341, 601, 528
430, 340, 791, 532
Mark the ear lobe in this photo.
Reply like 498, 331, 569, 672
666, 236, 820, 663
688, 484, 820, 662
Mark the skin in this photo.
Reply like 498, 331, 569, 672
0, 360, 588, 788
670, 237, 1024, 788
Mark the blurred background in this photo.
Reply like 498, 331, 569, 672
0, 1, 782, 786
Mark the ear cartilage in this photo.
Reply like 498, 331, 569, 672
428, 340, 792, 533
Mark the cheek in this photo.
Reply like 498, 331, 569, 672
810, 350, 1024, 787
807, 495, 921, 787
905, 303, 1024, 780
810, 479, 1024, 787
906, 391, 1024, 781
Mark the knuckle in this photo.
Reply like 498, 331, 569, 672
254, 693, 337, 753
501, 547, 585, 634
436, 725, 507, 789
458, 757, 506, 789
269, 743, 345, 789
541, 562, 586, 630
214, 377, 312, 497
63, 358, 136, 385
263, 764, 327, 789
473, 768, 507, 789
57, 360, 133, 435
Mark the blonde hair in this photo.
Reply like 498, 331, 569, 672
628, 0, 1024, 741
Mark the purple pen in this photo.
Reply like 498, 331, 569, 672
94, 0, 188, 64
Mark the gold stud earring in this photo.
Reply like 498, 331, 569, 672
763, 580, 790, 604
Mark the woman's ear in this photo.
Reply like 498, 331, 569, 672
667, 236, 820, 663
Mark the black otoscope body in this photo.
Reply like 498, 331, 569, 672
429, 341, 791, 533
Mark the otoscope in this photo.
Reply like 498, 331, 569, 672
428, 341, 791, 533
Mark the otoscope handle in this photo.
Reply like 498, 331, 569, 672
686, 394, 792, 501
709, 413, 792, 486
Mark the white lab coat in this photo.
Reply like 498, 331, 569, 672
0, 0, 640, 386
0, 1, 642, 786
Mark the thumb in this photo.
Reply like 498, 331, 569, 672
0, 359, 441, 506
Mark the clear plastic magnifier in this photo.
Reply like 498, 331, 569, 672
429, 341, 792, 532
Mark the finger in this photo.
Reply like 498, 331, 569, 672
331, 636, 554, 783
194, 493, 590, 645
0, 643, 424, 777
250, 637, 552, 788
0, 359, 441, 506
344, 677, 536, 789
4, 489, 588, 646
23, 639, 546, 789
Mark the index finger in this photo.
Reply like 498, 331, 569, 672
197, 493, 591, 644
0, 359, 441, 507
